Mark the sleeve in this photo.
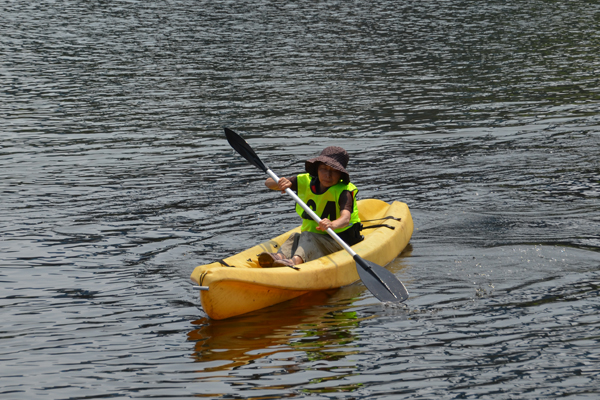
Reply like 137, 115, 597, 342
338, 190, 354, 213
289, 176, 298, 192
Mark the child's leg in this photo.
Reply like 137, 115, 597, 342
292, 232, 342, 263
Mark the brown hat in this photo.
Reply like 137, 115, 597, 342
305, 146, 350, 183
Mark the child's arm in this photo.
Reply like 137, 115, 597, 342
317, 210, 351, 232
265, 177, 292, 193
317, 189, 353, 231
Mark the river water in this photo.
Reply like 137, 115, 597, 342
1, 0, 599, 398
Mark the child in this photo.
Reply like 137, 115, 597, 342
258, 146, 363, 268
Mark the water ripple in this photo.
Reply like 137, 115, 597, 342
2, 0, 600, 398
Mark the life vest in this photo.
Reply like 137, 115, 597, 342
295, 173, 361, 234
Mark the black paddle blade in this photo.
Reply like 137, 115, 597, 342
354, 255, 409, 303
224, 127, 268, 172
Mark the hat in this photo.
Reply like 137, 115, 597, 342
305, 146, 350, 183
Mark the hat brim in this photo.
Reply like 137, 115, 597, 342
305, 156, 350, 183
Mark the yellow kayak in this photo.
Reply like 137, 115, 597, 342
190, 198, 413, 320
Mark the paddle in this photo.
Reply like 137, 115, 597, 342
224, 127, 409, 303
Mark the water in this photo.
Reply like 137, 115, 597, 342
1, 0, 599, 398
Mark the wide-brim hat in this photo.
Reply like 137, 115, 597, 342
305, 146, 350, 183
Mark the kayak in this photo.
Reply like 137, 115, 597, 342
190, 198, 413, 320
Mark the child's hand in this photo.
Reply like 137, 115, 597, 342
277, 177, 292, 193
317, 218, 333, 231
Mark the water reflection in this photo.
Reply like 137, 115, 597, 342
188, 288, 362, 372
188, 253, 411, 374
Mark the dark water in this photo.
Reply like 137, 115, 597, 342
2, 0, 599, 398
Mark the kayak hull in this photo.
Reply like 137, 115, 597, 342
190, 199, 413, 320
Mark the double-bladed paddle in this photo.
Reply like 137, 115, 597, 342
223, 128, 409, 303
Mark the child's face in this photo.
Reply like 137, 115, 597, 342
317, 163, 342, 188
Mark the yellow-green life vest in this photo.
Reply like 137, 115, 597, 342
295, 173, 361, 234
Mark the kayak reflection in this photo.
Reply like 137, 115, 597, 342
188, 287, 361, 372
187, 252, 411, 372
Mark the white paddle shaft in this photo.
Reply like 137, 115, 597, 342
266, 169, 357, 257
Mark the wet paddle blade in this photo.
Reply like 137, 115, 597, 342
354, 255, 409, 302
224, 127, 268, 172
